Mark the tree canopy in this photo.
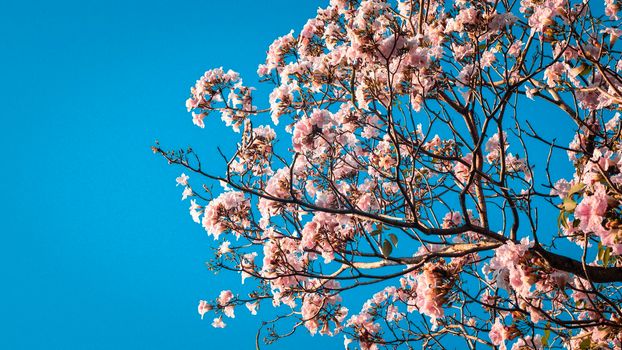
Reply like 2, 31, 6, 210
155, 0, 622, 348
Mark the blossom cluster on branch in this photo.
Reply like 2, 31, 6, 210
156, 0, 622, 348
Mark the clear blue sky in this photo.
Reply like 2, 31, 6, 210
1, 0, 581, 349
0, 0, 339, 348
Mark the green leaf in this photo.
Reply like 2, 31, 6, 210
381, 240, 393, 258
562, 197, 577, 212
542, 324, 551, 346
579, 337, 591, 350
580, 65, 593, 76
558, 212, 568, 230
603, 246, 612, 266
389, 233, 398, 247
568, 182, 586, 196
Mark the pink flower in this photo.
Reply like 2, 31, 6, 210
258, 167, 293, 220
181, 186, 192, 200
269, 82, 296, 125
223, 305, 235, 318
198, 300, 211, 319
410, 262, 446, 328
508, 40, 523, 57
218, 290, 234, 306
486, 238, 534, 298
257, 64, 270, 76
442, 211, 463, 228
176, 173, 189, 186
606, 0, 619, 19
528, 7, 553, 32
218, 241, 232, 255
544, 62, 568, 88
511, 335, 543, 349
192, 112, 206, 128
550, 179, 571, 198
525, 86, 538, 100
186, 97, 200, 112
263, 30, 296, 73
489, 319, 509, 350
344, 336, 353, 349
245, 302, 258, 315
405, 47, 430, 68
202, 191, 251, 239
386, 305, 403, 322
481, 50, 497, 68
485, 132, 508, 163
574, 184, 609, 233
189, 199, 202, 223
211, 317, 226, 328
453, 153, 473, 185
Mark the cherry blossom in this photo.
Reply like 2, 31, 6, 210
211, 317, 226, 329
197, 300, 210, 320
175, 173, 189, 186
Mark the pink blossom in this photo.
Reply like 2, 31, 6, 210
442, 211, 463, 228
223, 305, 235, 318
218, 241, 232, 255
245, 302, 258, 315
189, 199, 202, 224
192, 112, 206, 128
240, 252, 258, 284
202, 191, 251, 239
485, 132, 508, 163
264, 30, 296, 72
550, 178, 571, 198
506, 154, 531, 182
269, 82, 297, 124
405, 47, 429, 68
300, 212, 355, 263
181, 186, 192, 200
511, 336, 543, 349
544, 62, 568, 88
218, 290, 234, 306
198, 300, 210, 319
176, 173, 189, 186
258, 168, 293, 220
486, 238, 534, 298
528, 7, 553, 33
489, 319, 509, 350
412, 262, 446, 328
453, 153, 473, 185
452, 44, 472, 61
481, 50, 497, 68
606, 0, 619, 19
211, 317, 226, 328
525, 86, 538, 100
574, 184, 609, 234
344, 336, 353, 349
508, 40, 523, 57
386, 304, 403, 322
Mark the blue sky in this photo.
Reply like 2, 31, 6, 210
0, 0, 339, 348
0, 0, 584, 349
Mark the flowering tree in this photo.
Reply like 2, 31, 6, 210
154, 0, 622, 348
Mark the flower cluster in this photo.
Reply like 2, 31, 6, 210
201, 191, 251, 240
